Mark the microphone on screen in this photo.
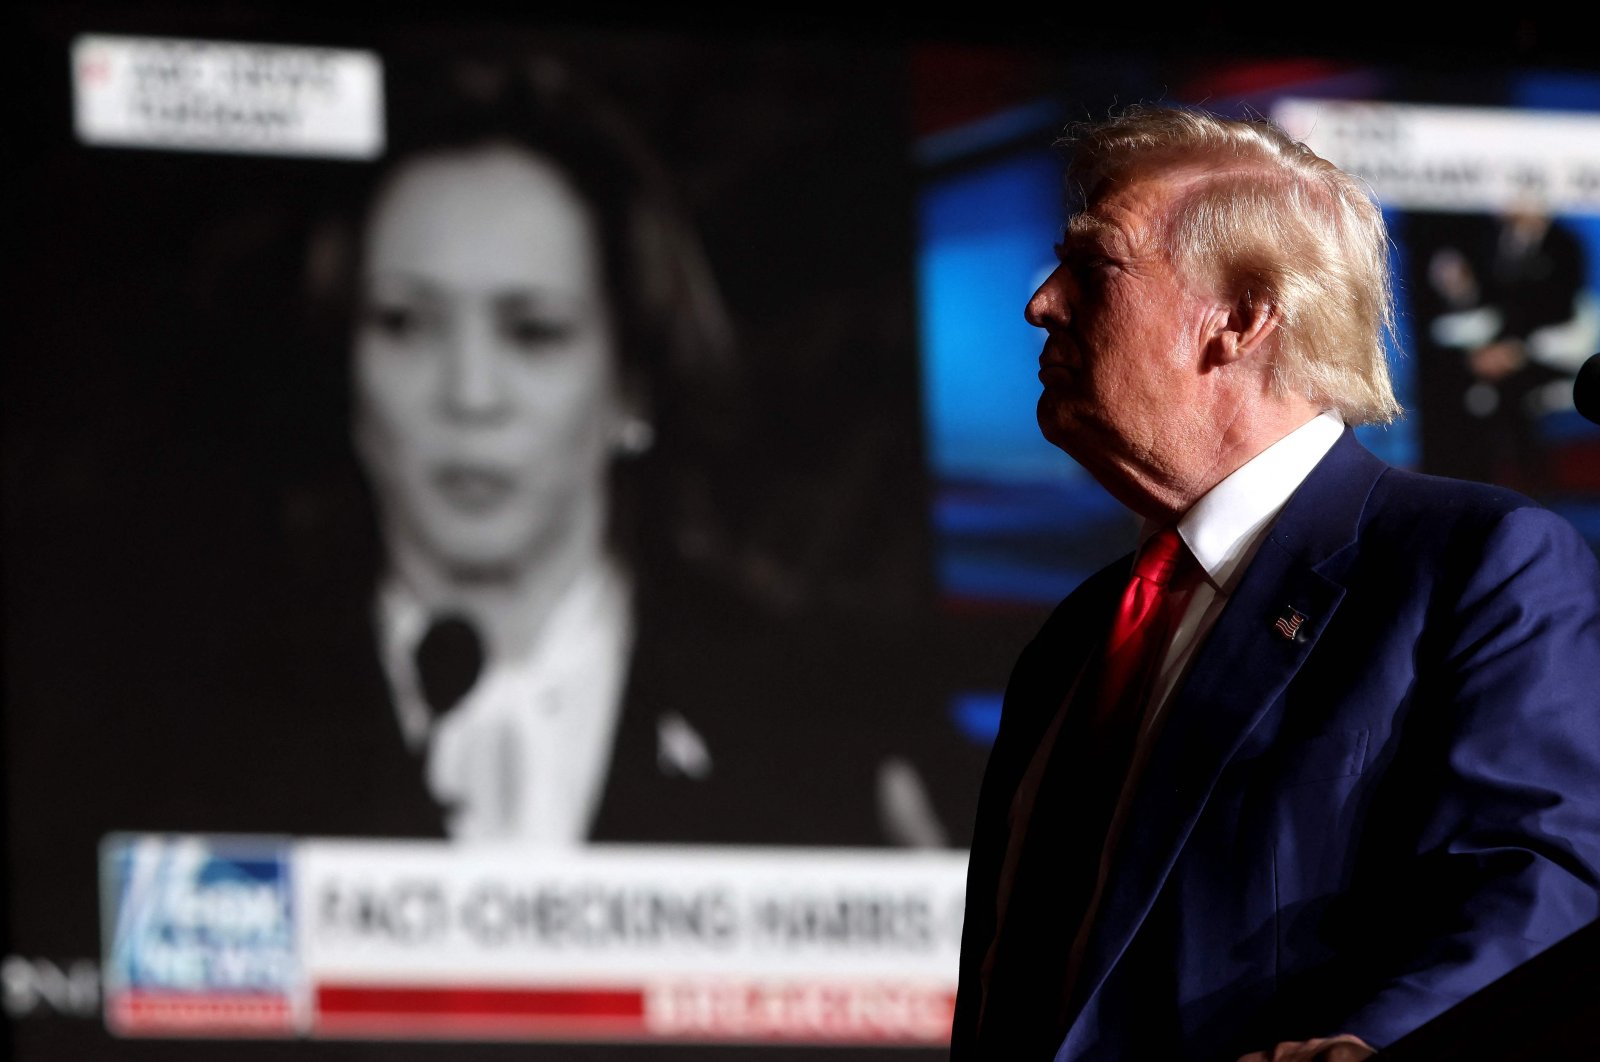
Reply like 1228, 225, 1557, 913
1577, 353, 1600, 426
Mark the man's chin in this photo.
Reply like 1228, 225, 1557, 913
1036, 397, 1084, 455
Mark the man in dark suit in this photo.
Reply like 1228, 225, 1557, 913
951, 106, 1600, 1062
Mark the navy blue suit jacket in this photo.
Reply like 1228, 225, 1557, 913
952, 430, 1600, 1061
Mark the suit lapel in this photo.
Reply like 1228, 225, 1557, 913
956, 560, 1131, 1053
1065, 430, 1387, 1026
973, 562, 1129, 909
1010, 566, 1129, 766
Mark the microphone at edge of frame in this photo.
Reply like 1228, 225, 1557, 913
1577, 353, 1600, 426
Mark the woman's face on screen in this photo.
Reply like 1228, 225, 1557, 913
353, 143, 621, 579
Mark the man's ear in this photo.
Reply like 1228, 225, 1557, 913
1206, 289, 1280, 367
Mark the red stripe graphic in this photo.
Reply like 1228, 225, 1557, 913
313, 981, 955, 1044
109, 991, 295, 1037
316, 984, 646, 1040
319, 984, 642, 1018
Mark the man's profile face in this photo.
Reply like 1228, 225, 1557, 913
1027, 171, 1219, 498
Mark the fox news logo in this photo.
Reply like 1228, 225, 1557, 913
101, 834, 299, 1029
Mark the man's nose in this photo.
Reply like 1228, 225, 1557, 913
1026, 266, 1071, 330
439, 313, 509, 421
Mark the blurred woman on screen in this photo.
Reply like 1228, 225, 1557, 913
297, 56, 946, 847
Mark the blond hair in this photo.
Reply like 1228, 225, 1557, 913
1064, 106, 1402, 425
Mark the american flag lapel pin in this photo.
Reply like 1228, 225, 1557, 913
1273, 607, 1308, 641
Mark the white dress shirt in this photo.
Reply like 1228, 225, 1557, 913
375, 560, 634, 845
1061, 410, 1347, 993
987, 411, 1347, 1007
1143, 409, 1347, 738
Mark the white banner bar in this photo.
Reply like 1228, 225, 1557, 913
72, 34, 383, 159
296, 841, 969, 982
1273, 98, 1600, 215
101, 835, 966, 1044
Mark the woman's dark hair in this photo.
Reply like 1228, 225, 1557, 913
304, 52, 743, 576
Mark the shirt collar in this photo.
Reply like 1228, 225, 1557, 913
1142, 410, 1344, 595
374, 557, 633, 750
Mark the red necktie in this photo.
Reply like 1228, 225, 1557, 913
977, 527, 1197, 1055
1092, 525, 1196, 734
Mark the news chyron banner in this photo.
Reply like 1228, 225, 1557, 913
1271, 98, 1600, 215
100, 835, 967, 1045
71, 34, 384, 158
